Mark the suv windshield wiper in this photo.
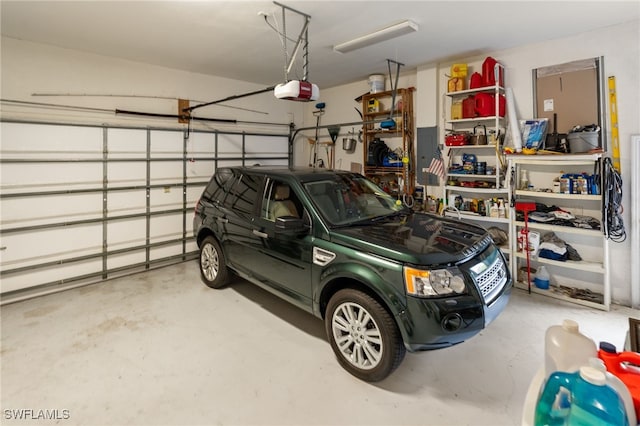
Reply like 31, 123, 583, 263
347, 209, 410, 227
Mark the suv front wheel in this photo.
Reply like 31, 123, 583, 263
325, 289, 405, 382
199, 236, 229, 289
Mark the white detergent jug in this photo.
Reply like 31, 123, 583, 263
545, 319, 597, 377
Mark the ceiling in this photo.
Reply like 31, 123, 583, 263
2, 1, 639, 89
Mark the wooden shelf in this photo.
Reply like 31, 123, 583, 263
362, 89, 414, 194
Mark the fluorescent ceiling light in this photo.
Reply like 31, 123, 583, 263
333, 20, 419, 53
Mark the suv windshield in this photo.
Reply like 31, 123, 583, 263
303, 174, 406, 226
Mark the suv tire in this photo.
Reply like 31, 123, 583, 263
199, 236, 229, 289
325, 288, 405, 382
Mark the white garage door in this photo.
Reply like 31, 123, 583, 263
0, 121, 289, 300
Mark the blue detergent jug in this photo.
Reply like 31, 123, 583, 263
534, 366, 628, 426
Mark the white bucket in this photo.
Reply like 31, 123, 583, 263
368, 74, 385, 93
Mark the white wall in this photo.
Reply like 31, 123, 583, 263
314, 20, 639, 306
0, 37, 300, 134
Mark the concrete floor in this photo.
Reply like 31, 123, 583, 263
0, 261, 635, 426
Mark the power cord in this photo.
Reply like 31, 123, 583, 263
602, 157, 626, 242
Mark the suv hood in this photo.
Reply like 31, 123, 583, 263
330, 212, 492, 266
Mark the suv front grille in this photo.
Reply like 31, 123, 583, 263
474, 251, 508, 305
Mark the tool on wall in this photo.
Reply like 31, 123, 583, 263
327, 125, 340, 168
311, 102, 326, 167
380, 59, 403, 130
515, 199, 537, 293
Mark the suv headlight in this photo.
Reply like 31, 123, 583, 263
404, 266, 467, 297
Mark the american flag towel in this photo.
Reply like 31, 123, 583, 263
427, 147, 446, 181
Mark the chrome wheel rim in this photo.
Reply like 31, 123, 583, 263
331, 302, 383, 370
201, 243, 219, 282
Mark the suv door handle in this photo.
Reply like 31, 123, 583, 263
216, 217, 229, 223
252, 229, 268, 238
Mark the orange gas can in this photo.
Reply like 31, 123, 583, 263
598, 341, 640, 418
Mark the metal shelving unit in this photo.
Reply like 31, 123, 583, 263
442, 63, 512, 266
508, 153, 610, 311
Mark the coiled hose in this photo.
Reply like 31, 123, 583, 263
602, 157, 626, 242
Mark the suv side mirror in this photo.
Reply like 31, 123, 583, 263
275, 216, 307, 234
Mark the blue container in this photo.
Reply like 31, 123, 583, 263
534, 277, 550, 290
534, 266, 550, 290
535, 366, 627, 426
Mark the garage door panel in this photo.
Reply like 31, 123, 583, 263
149, 213, 183, 239
1, 123, 102, 158
1, 259, 104, 293
107, 251, 147, 270
150, 130, 183, 158
108, 191, 146, 216
1, 162, 102, 190
186, 159, 215, 180
245, 135, 287, 156
218, 134, 243, 157
107, 219, 146, 248
150, 243, 182, 261
107, 128, 147, 159
1, 193, 103, 226
187, 132, 215, 157
150, 161, 182, 182
107, 162, 146, 187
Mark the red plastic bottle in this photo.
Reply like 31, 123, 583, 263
474, 93, 495, 117
462, 96, 476, 119
598, 341, 640, 418
469, 72, 483, 89
482, 56, 504, 87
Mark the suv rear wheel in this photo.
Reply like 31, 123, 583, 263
325, 289, 405, 382
199, 236, 229, 289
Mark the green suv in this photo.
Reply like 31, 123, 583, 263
194, 167, 511, 381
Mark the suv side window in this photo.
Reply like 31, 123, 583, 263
224, 172, 261, 215
203, 168, 235, 203
261, 178, 301, 221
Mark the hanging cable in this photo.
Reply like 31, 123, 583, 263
602, 156, 626, 242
